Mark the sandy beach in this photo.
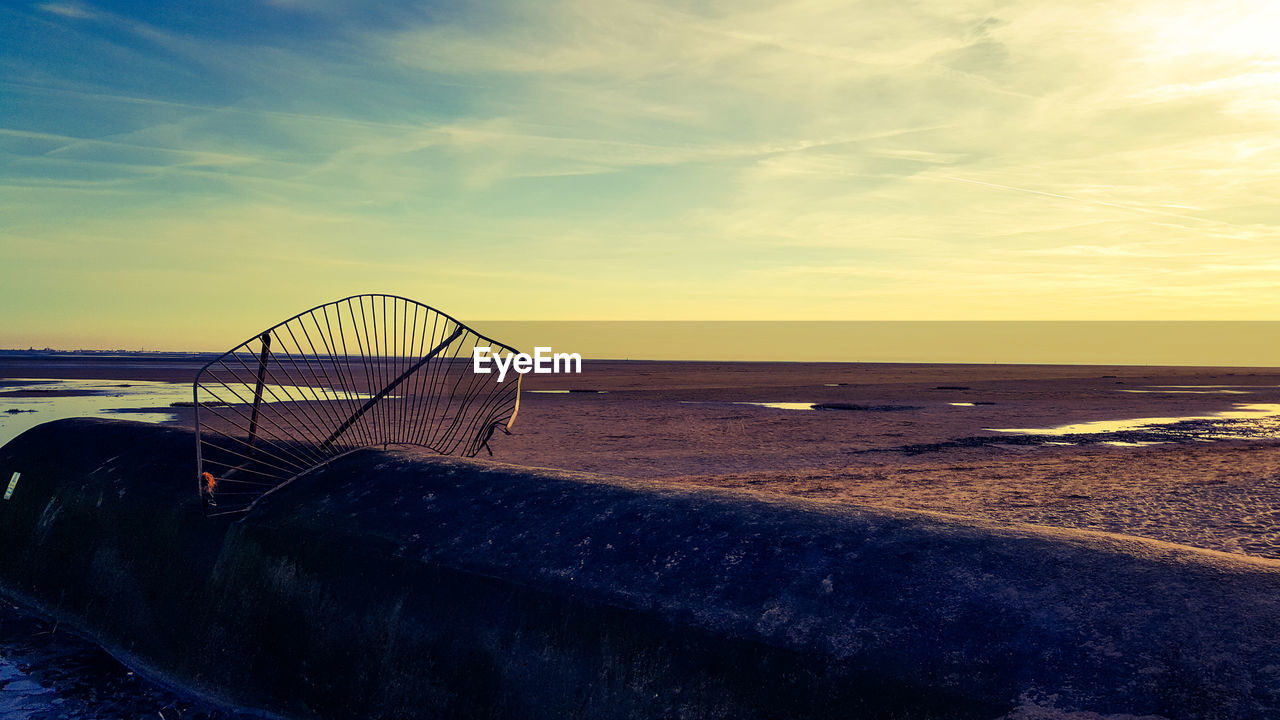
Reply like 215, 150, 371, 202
4, 357, 1280, 560
503, 362, 1280, 561
4, 356, 1280, 719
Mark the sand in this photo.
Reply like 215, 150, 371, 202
497, 362, 1280, 561
3, 357, 1280, 561
4, 357, 1280, 719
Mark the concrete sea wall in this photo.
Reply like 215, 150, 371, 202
1, 418, 1278, 719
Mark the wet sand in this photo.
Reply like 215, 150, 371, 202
494, 362, 1280, 561
4, 358, 1280, 560
3, 357, 1280, 718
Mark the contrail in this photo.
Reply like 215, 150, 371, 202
935, 174, 1230, 226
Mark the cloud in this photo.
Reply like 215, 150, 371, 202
36, 2, 98, 20
3, 0, 1280, 345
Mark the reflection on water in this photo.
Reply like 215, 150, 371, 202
1120, 389, 1252, 395
197, 381, 377, 404
991, 403, 1280, 437
0, 652, 57, 719
0, 378, 373, 448
733, 402, 816, 410
679, 400, 818, 410
0, 603, 255, 719
684, 400, 924, 413
1154, 385, 1264, 388
0, 379, 184, 447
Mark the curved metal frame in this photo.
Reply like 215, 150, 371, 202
194, 294, 522, 516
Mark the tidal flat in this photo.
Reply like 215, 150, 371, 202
4, 356, 1280, 559
2, 355, 1280, 719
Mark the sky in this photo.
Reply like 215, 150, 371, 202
2, 0, 1279, 350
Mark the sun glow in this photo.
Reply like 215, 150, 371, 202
2, 0, 1280, 350
1146, 1, 1280, 61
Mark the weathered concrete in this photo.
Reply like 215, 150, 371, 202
1, 418, 1279, 719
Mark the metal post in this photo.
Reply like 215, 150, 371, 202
247, 331, 271, 451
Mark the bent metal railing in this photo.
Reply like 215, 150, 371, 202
194, 294, 521, 516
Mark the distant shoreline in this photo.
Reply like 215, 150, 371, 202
5, 318, 1280, 367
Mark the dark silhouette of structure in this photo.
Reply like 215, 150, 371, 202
194, 294, 521, 515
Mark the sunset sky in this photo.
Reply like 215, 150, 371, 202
2, 0, 1279, 350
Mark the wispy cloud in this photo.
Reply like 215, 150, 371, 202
36, 2, 98, 20
2, 0, 1280, 347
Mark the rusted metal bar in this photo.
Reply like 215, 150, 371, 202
247, 331, 271, 451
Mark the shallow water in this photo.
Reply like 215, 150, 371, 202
734, 401, 817, 410
678, 400, 816, 410
1119, 389, 1252, 394
991, 403, 1280, 439
684, 401, 924, 411
0, 379, 374, 449
0, 379, 185, 447
0, 604, 254, 720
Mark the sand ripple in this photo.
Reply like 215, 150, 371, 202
676, 442, 1280, 560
